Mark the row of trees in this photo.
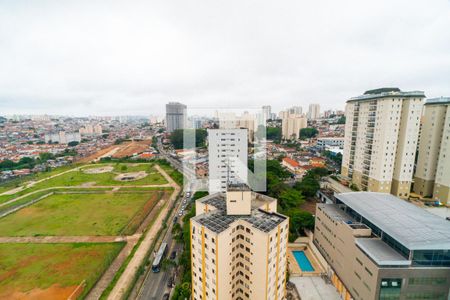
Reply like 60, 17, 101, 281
0, 150, 76, 171
264, 126, 318, 143
249, 159, 328, 241
171, 191, 208, 300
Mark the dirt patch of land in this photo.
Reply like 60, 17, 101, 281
300, 199, 318, 214
83, 166, 114, 174
77, 140, 151, 163
114, 172, 147, 182
111, 140, 152, 158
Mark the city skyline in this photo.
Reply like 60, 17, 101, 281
1, 0, 450, 115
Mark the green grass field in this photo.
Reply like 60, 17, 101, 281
31, 165, 167, 189
0, 242, 124, 299
0, 163, 168, 205
0, 192, 163, 236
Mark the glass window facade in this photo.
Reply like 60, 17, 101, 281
405, 292, 446, 299
408, 277, 447, 286
412, 250, 450, 267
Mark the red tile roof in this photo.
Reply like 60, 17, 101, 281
283, 157, 300, 168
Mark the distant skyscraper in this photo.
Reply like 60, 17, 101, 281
208, 129, 248, 193
281, 114, 307, 140
288, 106, 302, 115
308, 104, 320, 119
341, 88, 424, 198
262, 105, 272, 120
414, 97, 450, 204
191, 185, 289, 300
165, 102, 187, 133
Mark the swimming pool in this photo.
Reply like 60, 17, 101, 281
292, 250, 315, 272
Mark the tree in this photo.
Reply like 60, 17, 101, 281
336, 116, 346, 124
278, 188, 305, 209
0, 159, 15, 170
38, 152, 55, 162
68, 141, 79, 147
299, 127, 318, 140
285, 207, 315, 240
294, 176, 320, 197
266, 127, 282, 143
306, 167, 329, 179
170, 129, 207, 149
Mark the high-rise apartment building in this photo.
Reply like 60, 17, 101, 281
314, 192, 450, 300
308, 104, 320, 119
262, 105, 272, 121
281, 114, 307, 140
341, 88, 424, 198
190, 185, 289, 300
44, 131, 81, 144
208, 129, 248, 193
413, 97, 450, 204
165, 102, 187, 133
288, 106, 302, 115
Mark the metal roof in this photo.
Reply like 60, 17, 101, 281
356, 238, 411, 266
336, 192, 450, 250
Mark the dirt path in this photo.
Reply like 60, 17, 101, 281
105, 165, 180, 300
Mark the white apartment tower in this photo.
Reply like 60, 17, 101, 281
208, 129, 248, 193
166, 102, 187, 133
341, 88, 424, 199
414, 97, 450, 204
308, 104, 320, 119
262, 105, 272, 121
190, 185, 289, 300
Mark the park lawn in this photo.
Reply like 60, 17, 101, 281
0, 163, 167, 204
29, 165, 167, 189
0, 242, 124, 299
0, 192, 163, 236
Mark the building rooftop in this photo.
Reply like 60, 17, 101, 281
356, 238, 411, 266
193, 193, 286, 234
336, 192, 450, 250
347, 88, 425, 102
425, 97, 450, 105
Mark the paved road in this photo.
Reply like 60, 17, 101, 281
137, 215, 183, 300
106, 165, 180, 300
136, 139, 195, 300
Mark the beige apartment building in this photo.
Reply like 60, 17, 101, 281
341, 88, 424, 198
314, 192, 450, 300
413, 97, 450, 204
308, 103, 320, 120
281, 114, 307, 140
190, 184, 289, 300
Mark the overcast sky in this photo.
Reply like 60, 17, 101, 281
1, 0, 449, 116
